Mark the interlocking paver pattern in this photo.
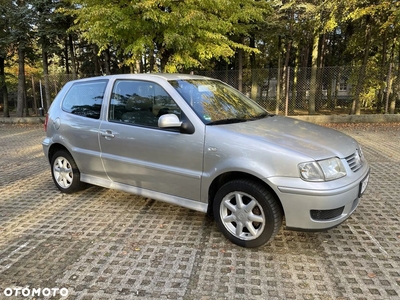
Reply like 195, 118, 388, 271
0, 122, 399, 299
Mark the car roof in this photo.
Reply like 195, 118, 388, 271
70, 73, 213, 83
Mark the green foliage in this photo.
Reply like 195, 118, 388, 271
65, 0, 272, 71
0, 0, 35, 49
0, 0, 399, 115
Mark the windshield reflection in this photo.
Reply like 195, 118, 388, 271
169, 79, 268, 124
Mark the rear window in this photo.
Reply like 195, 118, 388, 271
62, 80, 108, 119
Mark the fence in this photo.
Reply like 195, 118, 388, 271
2, 74, 80, 115
4, 65, 400, 115
197, 66, 400, 115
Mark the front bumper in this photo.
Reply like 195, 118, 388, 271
268, 166, 370, 230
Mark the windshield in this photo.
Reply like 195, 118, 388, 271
169, 79, 268, 124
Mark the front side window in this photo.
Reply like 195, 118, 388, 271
62, 80, 107, 119
109, 80, 181, 127
169, 79, 268, 124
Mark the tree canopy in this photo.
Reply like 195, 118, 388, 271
65, 0, 272, 72
1, 0, 400, 116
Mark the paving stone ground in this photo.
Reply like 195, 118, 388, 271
0, 122, 399, 300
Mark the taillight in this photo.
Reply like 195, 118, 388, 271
44, 114, 49, 131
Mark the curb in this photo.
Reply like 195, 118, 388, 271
1, 114, 399, 125
0, 116, 46, 124
290, 114, 400, 124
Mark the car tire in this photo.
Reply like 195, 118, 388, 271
51, 150, 86, 194
213, 179, 282, 248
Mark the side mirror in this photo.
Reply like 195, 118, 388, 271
158, 114, 182, 128
158, 113, 195, 134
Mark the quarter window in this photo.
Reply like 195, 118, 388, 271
109, 80, 181, 127
62, 80, 108, 119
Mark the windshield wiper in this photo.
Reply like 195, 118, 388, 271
207, 118, 249, 125
207, 112, 273, 125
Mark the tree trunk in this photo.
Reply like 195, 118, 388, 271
136, 59, 141, 73
377, 31, 388, 113
16, 44, 26, 117
283, 12, 294, 115
315, 34, 326, 111
31, 76, 37, 115
104, 48, 111, 75
264, 64, 271, 106
42, 49, 51, 110
385, 62, 393, 114
297, 39, 310, 109
92, 44, 101, 76
159, 46, 173, 73
283, 38, 292, 116
291, 53, 299, 114
68, 34, 77, 79
351, 17, 371, 115
149, 48, 155, 73
237, 50, 243, 93
275, 36, 282, 115
394, 47, 400, 113
250, 36, 258, 100
0, 56, 9, 117
308, 34, 319, 114
64, 37, 70, 74
387, 40, 396, 114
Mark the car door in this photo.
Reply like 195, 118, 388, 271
58, 79, 109, 178
98, 79, 205, 201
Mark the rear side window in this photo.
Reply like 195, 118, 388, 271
62, 80, 108, 119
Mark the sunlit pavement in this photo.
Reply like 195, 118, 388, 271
0, 123, 399, 299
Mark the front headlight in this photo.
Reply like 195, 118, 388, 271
299, 157, 346, 182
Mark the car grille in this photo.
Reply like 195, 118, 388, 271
310, 206, 344, 221
345, 150, 363, 172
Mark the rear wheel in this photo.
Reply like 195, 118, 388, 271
213, 179, 282, 248
51, 150, 86, 193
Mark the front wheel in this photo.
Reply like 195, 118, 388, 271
51, 150, 86, 193
213, 179, 282, 248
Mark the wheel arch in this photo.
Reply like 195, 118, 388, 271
47, 143, 72, 163
207, 171, 284, 218
48, 144, 87, 193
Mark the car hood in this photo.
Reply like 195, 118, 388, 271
216, 116, 358, 160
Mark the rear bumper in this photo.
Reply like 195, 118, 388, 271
268, 166, 370, 230
42, 137, 51, 162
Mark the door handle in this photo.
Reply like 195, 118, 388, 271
101, 130, 115, 139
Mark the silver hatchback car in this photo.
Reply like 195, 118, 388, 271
43, 74, 370, 248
